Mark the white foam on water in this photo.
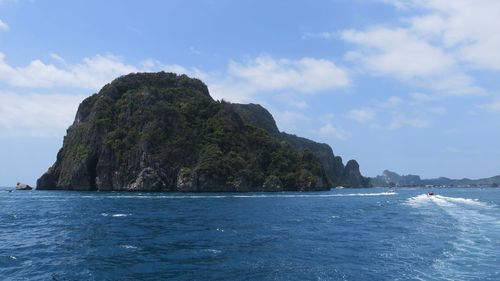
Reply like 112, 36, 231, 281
428, 195, 455, 207
120, 245, 138, 249
406, 193, 500, 280
405, 194, 491, 208
111, 213, 130, 217
100, 213, 131, 217
335, 192, 398, 197
434, 195, 488, 207
404, 194, 431, 207
202, 249, 222, 254
85, 192, 397, 200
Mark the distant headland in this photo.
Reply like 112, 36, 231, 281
370, 170, 500, 188
37, 72, 370, 192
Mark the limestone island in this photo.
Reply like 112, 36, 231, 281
16, 182, 33, 190
37, 72, 369, 192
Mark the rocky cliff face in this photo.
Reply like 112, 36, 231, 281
37, 72, 368, 191
370, 169, 500, 187
341, 160, 370, 187
229, 103, 369, 188
370, 170, 422, 187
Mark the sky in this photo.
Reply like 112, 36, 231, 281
1, 0, 500, 186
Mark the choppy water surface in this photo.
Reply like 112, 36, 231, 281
1, 188, 499, 280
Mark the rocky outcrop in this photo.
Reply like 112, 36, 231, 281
37, 72, 369, 191
229, 103, 369, 188
370, 169, 500, 187
16, 182, 32, 190
341, 160, 369, 187
371, 170, 422, 187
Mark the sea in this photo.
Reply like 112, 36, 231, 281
0, 187, 499, 281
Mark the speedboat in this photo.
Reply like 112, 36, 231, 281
427, 192, 434, 196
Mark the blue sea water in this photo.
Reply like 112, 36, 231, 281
1, 188, 499, 281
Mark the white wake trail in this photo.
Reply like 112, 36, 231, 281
405, 193, 500, 280
83, 191, 397, 199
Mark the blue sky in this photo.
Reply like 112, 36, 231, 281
1, 0, 500, 186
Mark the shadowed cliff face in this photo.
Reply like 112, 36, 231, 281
229, 103, 369, 188
40, 72, 371, 192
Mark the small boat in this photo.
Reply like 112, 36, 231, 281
427, 192, 434, 196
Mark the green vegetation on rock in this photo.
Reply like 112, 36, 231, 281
37, 72, 368, 191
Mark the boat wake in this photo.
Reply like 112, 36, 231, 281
406, 194, 490, 208
405, 193, 500, 280
82, 192, 397, 200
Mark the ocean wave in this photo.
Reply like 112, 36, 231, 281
434, 195, 488, 207
405, 194, 490, 208
120, 245, 138, 249
112, 213, 130, 217
404, 194, 431, 207
405, 192, 499, 280
202, 249, 222, 254
100, 213, 131, 217
84, 192, 397, 200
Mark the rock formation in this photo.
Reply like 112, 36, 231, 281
16, 182, 32, 190
370, 169, 500, 187
37, 72, 369, 191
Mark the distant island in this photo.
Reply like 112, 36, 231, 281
370, 170, 500, 187
37, 72, 369, 192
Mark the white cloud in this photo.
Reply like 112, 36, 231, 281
0, 53, 140, 89
347, 107, 376, 124
302, 31, 337, 40
318, 123, 351, 140
274, 94, 309, 110
286, 99, 308, 109
379, 96, 403, 108
342, 27, 484, 96
380, 0, 414, 10
273, 110, 311, 133
0, 52, 204, 137
0, 52, 350, 137
0, 52, 207, 91
49, 53, 65, 63
428, 106, 447, 115
342, 28, 454, 79
341, 0, 500, 96
347, 94, 448, 130
0, 52, 348, 99
207, 56, 350, 103
409, 92, 437, 102
0, 19, 8, 31
0, 91, 85, 137
227, 56, 349, 94
482, 99, 500, 112
408, 0, 500, 70
388, 114, 429, 130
